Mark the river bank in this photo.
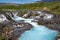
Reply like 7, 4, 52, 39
0, 10, 60, 40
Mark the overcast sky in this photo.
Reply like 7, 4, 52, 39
0, 0, 41, 4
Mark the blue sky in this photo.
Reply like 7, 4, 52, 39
0, 0, 41, 4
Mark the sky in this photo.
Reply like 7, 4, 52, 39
0, 0, 41, 4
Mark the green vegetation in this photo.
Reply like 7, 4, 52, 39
0, 35, 4, 40
0, 2, 60, 14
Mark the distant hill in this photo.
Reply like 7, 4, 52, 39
36, 0, 60, 2
0, 3, 20, 6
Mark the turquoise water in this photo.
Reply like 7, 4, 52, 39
18, 18, 58, 40
12, 14, 58, 40
18, 25, 58, 40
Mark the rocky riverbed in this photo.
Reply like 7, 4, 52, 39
0, 10, 60, 40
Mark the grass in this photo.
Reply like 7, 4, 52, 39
0, 2, 60, 14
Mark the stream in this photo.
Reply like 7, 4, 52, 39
0, 11, 59, 40
11, 13, 58, 40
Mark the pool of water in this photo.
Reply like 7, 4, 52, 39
18, 25, 58, 40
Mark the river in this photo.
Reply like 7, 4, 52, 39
0, 11, 58, 40
11, 13, 58, 40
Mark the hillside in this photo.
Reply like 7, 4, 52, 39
38, 0, 60, 2
0, 2, 60, 14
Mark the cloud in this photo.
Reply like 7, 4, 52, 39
0, 0, 42, 4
